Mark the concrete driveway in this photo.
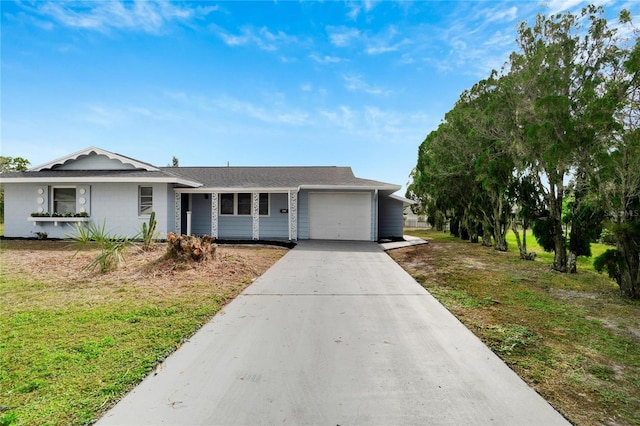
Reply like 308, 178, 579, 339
98, 240, 569, 425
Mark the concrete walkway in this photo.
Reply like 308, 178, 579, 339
98, 240, 569, 425
378, 234, 429, 251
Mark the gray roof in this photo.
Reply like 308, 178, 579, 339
161, 166, 398, 190
1, 165, 399, 191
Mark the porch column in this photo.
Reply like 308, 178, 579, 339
288, 190, 298, 241
252, 192, 259, 240
174, 192, 181, 234
211, 192, 218, 238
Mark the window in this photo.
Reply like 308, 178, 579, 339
237, 193, 251, 215
139, 186, 153, 215
53, 187, 76, 214
259, 193, 269, 215
219, 193, 269, 216
220, 194, 234, 215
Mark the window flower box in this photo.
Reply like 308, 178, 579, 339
28, 215, 90, 227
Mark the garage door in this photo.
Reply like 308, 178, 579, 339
308, 192, 372, 240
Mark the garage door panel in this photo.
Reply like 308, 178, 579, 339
309, 192, 371, 240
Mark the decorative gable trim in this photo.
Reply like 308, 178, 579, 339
29, 146, 160, 172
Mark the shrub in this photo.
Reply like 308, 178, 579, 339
138, 211, 158, 251
71, 221, 132, 273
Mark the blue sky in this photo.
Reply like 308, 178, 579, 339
1, 0, 636, 192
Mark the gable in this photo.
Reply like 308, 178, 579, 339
30, 147, 159, 172
52, 154, 138, 170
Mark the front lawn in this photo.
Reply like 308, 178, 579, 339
392, 229, 640, 426
0, 240, 286, 426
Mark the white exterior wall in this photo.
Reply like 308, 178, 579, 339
88, 182, 170, 238
3, 182, 170, 239
4, 184, 42, 238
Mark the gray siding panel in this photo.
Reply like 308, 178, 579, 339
297, 190, 309, 239
218, 216, 253, 239
258, 193, 288, 239
378, 196, 404, 238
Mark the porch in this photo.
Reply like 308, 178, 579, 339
174, 190, 298, 241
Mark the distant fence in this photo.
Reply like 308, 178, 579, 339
404, 219, 430, 228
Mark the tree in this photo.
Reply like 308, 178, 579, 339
508, 6, 621, 272
462, 74, 518, 251
170, 156, 179, 167
0, 156, 29, 173
0, 156, 30, 223
594, 27, 640, 298
509, 173, 543, 260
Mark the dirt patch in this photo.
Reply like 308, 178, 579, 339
0, 239, 287, 309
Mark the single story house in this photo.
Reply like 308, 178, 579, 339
1, 147, 408, 241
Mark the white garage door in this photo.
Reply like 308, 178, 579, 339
308, 192, 372, 240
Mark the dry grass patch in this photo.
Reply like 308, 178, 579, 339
391, 229, 640, 426
0, 239, 286, 426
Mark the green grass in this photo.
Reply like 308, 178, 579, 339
504, 229, 610, 272
0, 284, 226, 425
0, 241, 284, 426
394, 228, 640, 426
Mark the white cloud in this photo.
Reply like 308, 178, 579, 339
544, 0, 588, 15
363, 26, 411, 55
484, 31, 514, 47
319, 106, 355, 129
345, 0, 378, 20
214, 25, 298, 51
342, 74, 389, 95
33, 0, 215, 34
327, 26, 361, 47
365, 41, 407, 55
300, 84, 313, 92
309, 53, 343, 64
81, 103, 182, 126
217, 97, 309, 126
484, 6, 519, 23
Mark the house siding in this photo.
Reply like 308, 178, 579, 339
378, 196, 404, 239
4, 184, 39, 238
297, 190, 310, 239
258, 193, 289, 239
3, 182, 170, 239
218, 216, 253, 239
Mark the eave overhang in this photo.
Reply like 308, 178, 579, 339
172, 183, 401, 193
0, 176, 202, 187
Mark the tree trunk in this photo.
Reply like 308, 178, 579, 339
450, 219, 460, 237
568, 251, 577, 274
553, 225, 568, 272
548, 189, 567, 272
618, 238, 640, 299
482, 221, 493, 247
465, 216, 478, 243
492, 197, 508, 252
512, 223, 526, 259
494, 228, 507, 251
